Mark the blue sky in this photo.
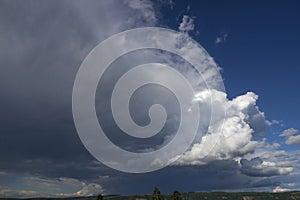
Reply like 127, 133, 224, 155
163, 0, 300, 129
0, 0, 299, 197
162, 0, 300, 149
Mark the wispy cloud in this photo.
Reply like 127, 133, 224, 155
0, 175, 103, 198
215, 33, 228, 45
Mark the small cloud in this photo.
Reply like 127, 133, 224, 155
215, 37, 222, 44
261, 150, 287, 159
273, 186, 289, 193
0, 171, 7, 176
271, 142, 281, 149
178, 15, 195, 33
286, 135, 300, 145
74, 183, 103, 197
186, 5, 191, 12
0, 175, 104, 198
266, 119, 281, 126
273, 150, 288, 157
240, 157, 293, 177
264, 142, 280, 149
0, 187, 38, 198
215, 33, 228, 45
279, 128, 300, 145
280, 128, 298, 137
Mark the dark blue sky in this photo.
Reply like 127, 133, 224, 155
162, 0, 300, 129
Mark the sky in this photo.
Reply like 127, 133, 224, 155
0, 0, 300, 198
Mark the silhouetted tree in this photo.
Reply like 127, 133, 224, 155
171, 190, 181, 200
96, 194, 103, 200
152, 187, 163, 200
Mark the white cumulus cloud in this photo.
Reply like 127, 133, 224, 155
172, 90, 266, 166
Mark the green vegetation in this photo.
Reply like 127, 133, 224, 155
152, 187, 163, 200
93, 190, 300, 200
181, 191, 300, 200
96, 194, 103, 200
171, 190, 181, 200
1, 189, 300, 200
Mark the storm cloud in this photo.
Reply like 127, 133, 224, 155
0, 0, 299, 197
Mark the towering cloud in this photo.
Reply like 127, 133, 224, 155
173, 91, 264, 165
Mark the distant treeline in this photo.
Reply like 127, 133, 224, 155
94, 187, 300, 200
2, 188, 300, 200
